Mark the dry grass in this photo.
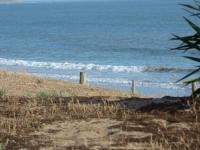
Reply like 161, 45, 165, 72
0, 96, 199, 149
0, 96, 128, 149
0, 71, 131, 98
0, 71, 199, 149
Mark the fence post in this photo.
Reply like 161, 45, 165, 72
192, 82, 196, 93
80, 72, 86, 85
132, 80, 136, 94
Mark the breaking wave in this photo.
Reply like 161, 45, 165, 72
0, 58, 193, 73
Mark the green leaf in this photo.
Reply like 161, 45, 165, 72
184, 17, 200, 34
177, 68, 200, 82
193, 88, 200, 95
184, 77, 200, 84
184, 56, 200, 62
172, 34, 200, 51
181, 4, 199, 11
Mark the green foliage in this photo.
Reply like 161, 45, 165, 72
36, 91, 50, 98
0, 143, 5, 150
0, 89, 6, 97
172, 1, 200, 99
36, 90, 62, 98
0, 139, 9, 150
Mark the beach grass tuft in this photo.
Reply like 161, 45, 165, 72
36, 90, 63, 98
0, 88, 6, 97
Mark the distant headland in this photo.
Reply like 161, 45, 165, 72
0, 0, 17, 3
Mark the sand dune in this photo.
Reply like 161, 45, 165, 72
0, 71, 131, 98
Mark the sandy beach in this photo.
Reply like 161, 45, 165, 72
0, 71, 199, 150
0, 0, 199, 149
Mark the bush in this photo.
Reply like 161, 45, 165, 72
172, 1, 200, 107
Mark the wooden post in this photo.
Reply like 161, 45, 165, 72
132, 80, 136, 94
80, 72, 86, 85
192, 82, 196, 93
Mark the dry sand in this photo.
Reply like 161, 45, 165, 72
31, 117, 193, 150
0, 71, 131, 98
32, 118, 152, 150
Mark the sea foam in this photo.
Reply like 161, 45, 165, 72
0, 58, 192, 73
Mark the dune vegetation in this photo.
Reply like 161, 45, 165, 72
0, 71, 198, 149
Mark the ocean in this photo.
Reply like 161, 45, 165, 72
0, 0, 198, 97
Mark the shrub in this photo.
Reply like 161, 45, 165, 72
172, 1, 200, 108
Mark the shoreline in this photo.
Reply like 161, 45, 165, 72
0, 70, 191, 99
0, 70, 190, 109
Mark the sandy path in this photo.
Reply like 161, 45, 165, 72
31, 118, 153, 150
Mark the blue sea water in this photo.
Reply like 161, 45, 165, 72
0, 0, 198, 97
